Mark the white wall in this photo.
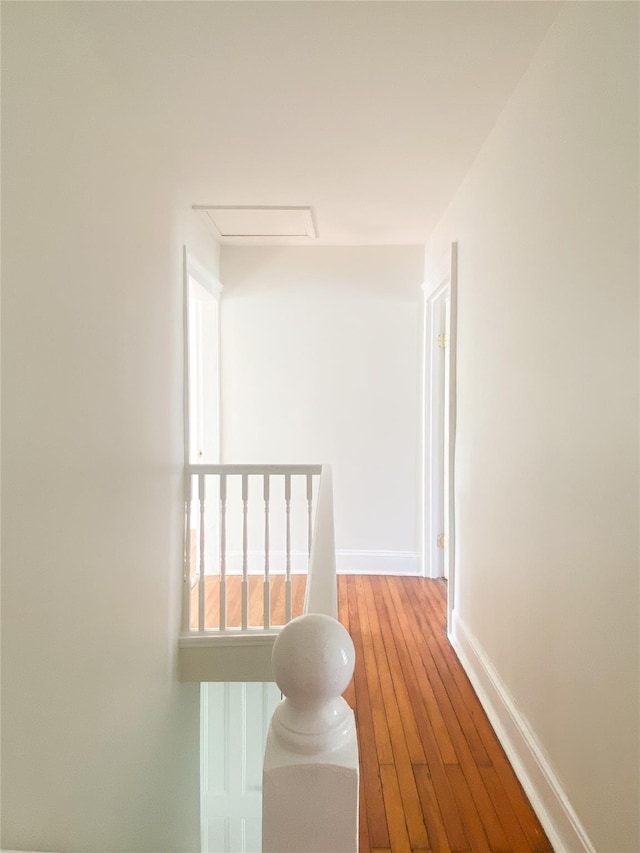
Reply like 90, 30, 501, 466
1, 6, 219, 850
425, 4, 639, 851
220, 246, 424, 573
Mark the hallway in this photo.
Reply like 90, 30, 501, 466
338, 575, 552, 853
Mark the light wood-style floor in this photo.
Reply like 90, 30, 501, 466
190, 574, 307, 630
195, 573, 552, 852
338, 575, 552, 853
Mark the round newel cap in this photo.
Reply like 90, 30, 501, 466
272, 613, 355, 709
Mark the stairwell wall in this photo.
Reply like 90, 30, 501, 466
1, 5, 218, 849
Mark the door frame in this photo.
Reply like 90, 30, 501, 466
183, 247, 223, 466
182, 247, 223, 628
422, 242, 458, 627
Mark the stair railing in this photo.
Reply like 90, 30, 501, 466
182, 464, 322, 634
262, 465, 359, 853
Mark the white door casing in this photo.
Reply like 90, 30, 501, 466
423, 243, 458, 626
183, 248, 223, 591
184, 250, 222, 467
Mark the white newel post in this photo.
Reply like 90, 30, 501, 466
262, 613, 359, 853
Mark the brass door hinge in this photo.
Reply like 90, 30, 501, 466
438, 333, 449, 349
437, 534, 449, 549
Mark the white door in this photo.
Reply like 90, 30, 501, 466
184, 251, 222, 587
188, 274, 220, 465
201, 682, 282, 853
424, 243, 457, 626
427, 285, 450, 580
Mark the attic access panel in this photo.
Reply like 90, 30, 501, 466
194, 206, 318, 240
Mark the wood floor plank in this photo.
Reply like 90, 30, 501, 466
393, 579, 518, 851
413, 765, 456, 853
380, 765, 413, 853
249, 575, 264, 627
339, 576, 357, 710
386, 579, 472, 769
347, 576, 390, 850
485, 754, 552, 852
379, 577, 458, 766
269, 575, 285, 625
355, 576, 395, 767
415, 582, 497, 729
363, 580, 429, 850
480, 765, 531, 852
371, 577, 427, 765
418, 582, 548, 850
398, 577, 493, 770
378, 580, 471, 852
292, 573, 306, 619
190, 573, 308, 630
388, 584, 507, 850
349, 577, 552, 853
445, 764, 492, 853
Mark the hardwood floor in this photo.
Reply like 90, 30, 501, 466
194, 572, 552, 852
190, 574, 307, 630
338, 575, 553, 853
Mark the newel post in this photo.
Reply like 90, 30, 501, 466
262, 613, 359, 853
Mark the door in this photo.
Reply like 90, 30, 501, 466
424, 243, 457, 627
188, 271, 221, 465
184, 250, 222, 591
427, 283, 450, 581
201, 682, 282, 853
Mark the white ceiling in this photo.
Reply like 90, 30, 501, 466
84, 1, 562, 245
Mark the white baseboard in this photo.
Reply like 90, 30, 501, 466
449, 611, 595, 853
336, 550, 421, 575
204, 550, 421, 576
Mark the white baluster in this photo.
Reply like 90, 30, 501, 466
306, 473, 313, 560
219, 473, 227, 631
182, 472, 193, 632
263, 473, 270, 629
285, 473, 292, 623
198, 474, 206, 632
263, 614, 359, 853
242, 473, 249, 630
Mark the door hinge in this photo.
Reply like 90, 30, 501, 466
437, 534, 449, 549
438, 333, 449, 349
